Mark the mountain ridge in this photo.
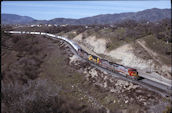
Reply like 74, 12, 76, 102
2, 8, 171, 25
2, 13, 35, 24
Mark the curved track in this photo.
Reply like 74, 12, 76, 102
4, 31, 172, 99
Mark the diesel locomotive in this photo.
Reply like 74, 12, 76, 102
78, 49, 139, 80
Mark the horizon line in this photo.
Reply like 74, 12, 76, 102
2, 7, 170, 20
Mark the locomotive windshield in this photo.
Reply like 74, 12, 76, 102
129, 68, 137, 71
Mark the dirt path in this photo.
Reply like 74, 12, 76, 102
137, 39, 172, 80
136, 40, 163, 66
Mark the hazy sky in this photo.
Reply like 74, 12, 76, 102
2, 1, 171, 20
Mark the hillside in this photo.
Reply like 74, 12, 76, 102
1, 14, 35, 24
2, 29, 172, 113
2, 8, 171, 25
71, 19, 171, 80
73, 8, 171, 25
10, 17, 172, 81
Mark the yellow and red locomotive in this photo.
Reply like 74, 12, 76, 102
78, 49, 139, 80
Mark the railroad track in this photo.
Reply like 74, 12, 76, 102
4, 31, 172, 99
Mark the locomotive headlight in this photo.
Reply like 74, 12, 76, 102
132, 72, 138, 77
133, 72, 139, 78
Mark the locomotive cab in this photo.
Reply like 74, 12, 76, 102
88, 55, 100, 64
128, 68, 139, 80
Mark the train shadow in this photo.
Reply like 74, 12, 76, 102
137, 76, 145, 80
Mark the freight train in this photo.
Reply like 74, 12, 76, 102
6, 31, 139, 80
78, 49, 140, 80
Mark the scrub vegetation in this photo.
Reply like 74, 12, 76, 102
1, 18, 171, 113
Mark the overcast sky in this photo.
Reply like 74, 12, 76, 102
2, 1, 171, 20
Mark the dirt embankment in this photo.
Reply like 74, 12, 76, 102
72, 33, 171, 80
69, 53, 171, 113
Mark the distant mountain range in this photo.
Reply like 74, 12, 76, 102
1, 8, 171, 25
1, 14, 35, 24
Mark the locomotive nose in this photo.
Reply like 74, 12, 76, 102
135, 72, 141, 80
